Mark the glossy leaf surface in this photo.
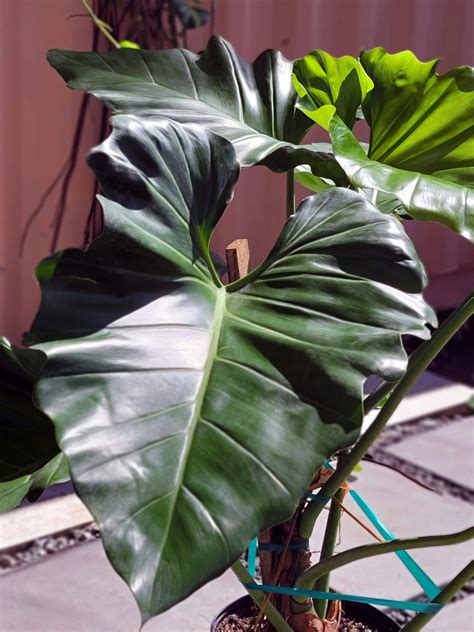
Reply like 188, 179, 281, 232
293, 51, 373, 129
29, 118, 434, 620
361, 48, 474, 180
294, 165, 334, 192
330, 117, 474, 241
0, 337, 60, 482
294, 142, 336, 192
47, 36, 344, 180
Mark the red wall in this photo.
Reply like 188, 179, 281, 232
1, 0, 473, 344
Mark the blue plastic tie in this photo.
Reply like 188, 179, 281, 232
243, 460, 441, 612
349, 489, 441, 600
259, 542, 309, 551
243, 583, 443, 615
247, 537, 258, 577
323, 462, 441, 600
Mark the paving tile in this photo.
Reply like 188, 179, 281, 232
426, 595, 474, 631
309, 461, 473, 624
0, 541, 244, 632
387, 416, 474, 485
1, 413, 472, 631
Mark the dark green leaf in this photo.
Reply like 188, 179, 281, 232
0, 337, 60, 482
294, 142, 336, 192
361, 48, 474, 178
292, 51, 373, 129
29, 117, 434, 620
46, 36, 345, 181
330, 116, 474, 241
0, 453, 69, 513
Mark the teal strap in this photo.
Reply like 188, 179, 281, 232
244, 461, 441, 610
323, 461, 440, 600
349, 489, 441, 600
307, 491, 331, 504
243, 583, 443, 615
247, 537, 258, 577
259, 542, 309, 551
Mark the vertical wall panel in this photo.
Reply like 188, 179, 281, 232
1, 0, 473, 344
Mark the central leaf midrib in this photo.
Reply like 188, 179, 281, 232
150, 287, 227, 597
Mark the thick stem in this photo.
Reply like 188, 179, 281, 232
363, 379, 394, 414
313, 487, 346, 618
401, 561, 474, 631
231, 561, 294, 632
293, 528, 473, 600
300, 294, 474, 538
286, 170, 295, 218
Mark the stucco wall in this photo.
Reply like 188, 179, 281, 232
1, 0, 473, 344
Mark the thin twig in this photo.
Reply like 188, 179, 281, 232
49, 93, 91, 252
81, 0, 120, 48
331, 496, 383, 542
363, 454, 437, 492
19, 160, 69, 256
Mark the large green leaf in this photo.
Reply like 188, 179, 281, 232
292, 51, 373, 130
0, 453, 69, 513
330, 117, 474, 241
361, 48, 474, 181
47, 35, 345, 181
28, 117, 434, 620
0, 337, 60, 482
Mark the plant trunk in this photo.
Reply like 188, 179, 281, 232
288, 601, 341, 632
259, 522, 312, 625
258, 467, 339, 630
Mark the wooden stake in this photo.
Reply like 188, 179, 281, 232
225, 238, 250, 282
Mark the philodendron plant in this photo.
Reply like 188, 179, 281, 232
1, 37, 473, 631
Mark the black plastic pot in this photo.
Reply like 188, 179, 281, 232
210, 594, 401, 631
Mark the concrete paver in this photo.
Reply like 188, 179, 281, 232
0, 541, 243, 632
309, 461, 473, 631
388, 416, 474, 485
423, 596, 474, 631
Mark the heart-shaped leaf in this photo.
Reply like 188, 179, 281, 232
361, 48, 474, 180
292, 51, 373, 129
28, 117, 434, 620
330, 116, 474, 241
0, 337, 60, 482
47, 35, 345, 181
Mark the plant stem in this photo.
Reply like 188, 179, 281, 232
363, 379, 394, 414
293, 528, 474, 600
231, 561, 294, 632
286, 170, 295, 217
313, 487, 346, 619
400, 561, 474, 631
299, 293, 474, 538
365, 293, 472, 413
82, 0, 121, 48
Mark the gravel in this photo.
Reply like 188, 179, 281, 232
0, 523, 100, 575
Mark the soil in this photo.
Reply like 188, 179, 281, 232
216, 612, 378, 632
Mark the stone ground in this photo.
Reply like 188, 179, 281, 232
1, 377, 473, 631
